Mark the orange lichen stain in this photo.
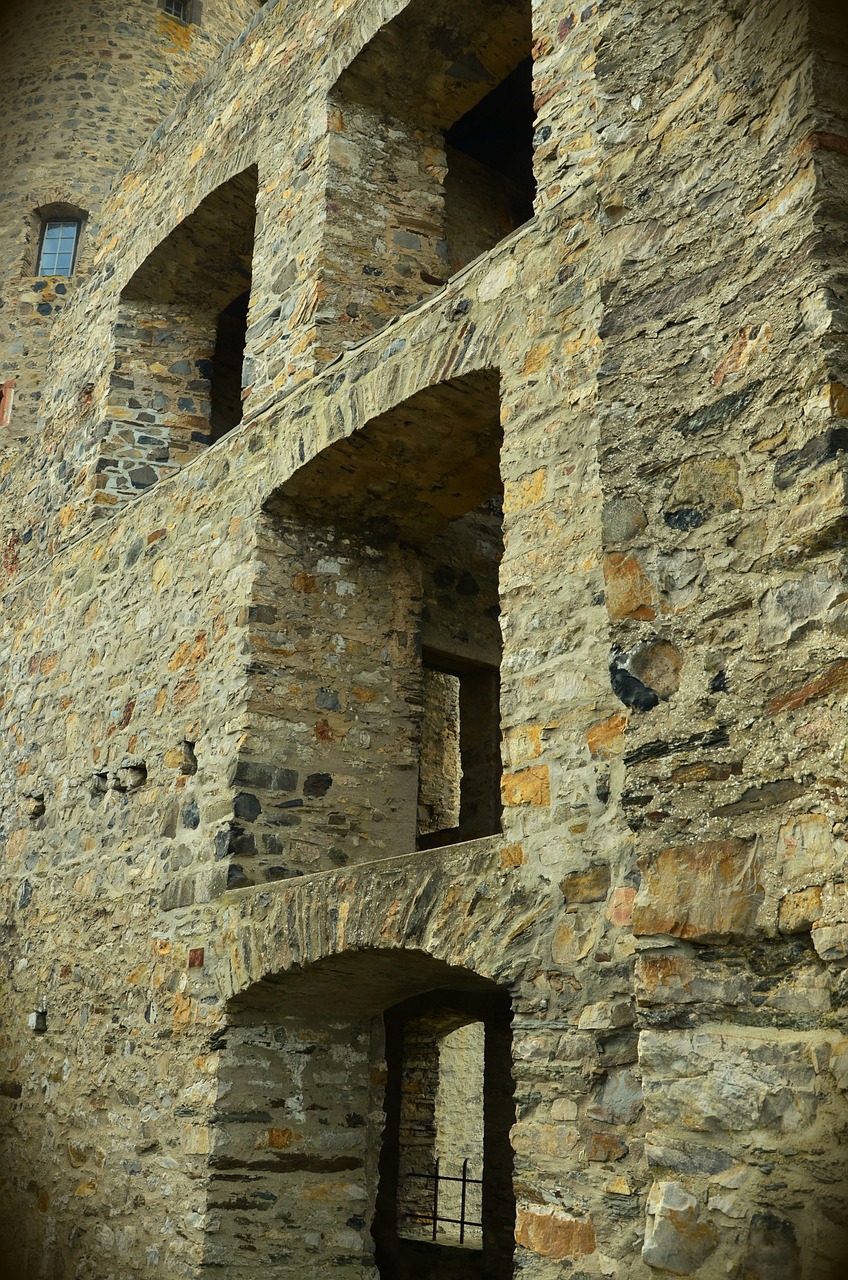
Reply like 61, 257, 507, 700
504, 468, 547, 513
767, 659, 848, 715
516, 1207, 596, 1260
352, 686, 377, 702
501, 766, 551, 807
7, 828, 27, 859
74, 1179, 97, 1197
828, 382, 848, 418
315, 719, 333, 742
712, 324, 770, 388
16, 761, 30, 777
171, 992, 192, 1030
500, 843, 526, 868
603, 552, 657, 621
173, 677, 201, 709
153, 938, 171, 957
169, 633, 206, 670
58, 504, 77, 528
586, 713, 627, 758
188, 632, 208, 664
520, 340, 553, 376
262, 1127, 301, 1150
158, 12, 192, 50
293, 572, 317, 593
155, 688, 168, 715
302, 1180, 351, 1202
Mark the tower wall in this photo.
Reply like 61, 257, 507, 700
0, 0, 263, 440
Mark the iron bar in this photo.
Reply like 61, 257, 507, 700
459, 1158, 469, 1244
406, 1160, 483, 1239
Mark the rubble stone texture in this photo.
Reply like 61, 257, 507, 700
1, 0, 848, 1277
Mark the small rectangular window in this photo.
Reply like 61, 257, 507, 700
162, 0, 190, 20
37, 220, 80, 276
417, 652, 501, 850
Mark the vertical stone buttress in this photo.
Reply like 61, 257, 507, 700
0, 0, 260, 453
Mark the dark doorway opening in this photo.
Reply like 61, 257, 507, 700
373, 989, 515, 1280
447, 57, 536, 230
417, 649, 502, 850
210, 289, 250, 441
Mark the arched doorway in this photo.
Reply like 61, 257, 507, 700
204, 951, 515, 1279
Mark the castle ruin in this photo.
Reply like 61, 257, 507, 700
1, 0, 848, 1276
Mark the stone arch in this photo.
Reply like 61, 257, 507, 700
95, 165, 258, 509
204, 942, 516, 1280
222, 366, 505, 888
318, 0, 536, 357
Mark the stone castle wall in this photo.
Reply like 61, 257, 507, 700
0, 0, 263, 445
1, 0, 848, 1277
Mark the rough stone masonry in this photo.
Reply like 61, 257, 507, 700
1, 0, 848, 1277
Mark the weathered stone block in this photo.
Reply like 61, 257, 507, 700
585, 1068, 643, 1125
560, 863, 610, 904
603, 552, 657, 621
642, 1180, 718, 1275
516, 1206, 596, 1260
633, 839, 763, 942
640, 1029, 818, 1136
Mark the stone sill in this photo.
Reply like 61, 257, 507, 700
219, 832, 505, 906
240, 211, 545, 433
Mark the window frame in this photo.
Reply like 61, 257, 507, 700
34, 214, 83, 278
374, 988, 515, 1278
158, 0, 201, 24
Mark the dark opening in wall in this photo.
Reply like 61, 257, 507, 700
98, 167, 256, 505
210, 290, 250, 441
417, 649, 501, 850
375, 989, 515, 1280
320, 0, 534, 355
159, 0, 199, 23
445, 57, 536, 269
209, 953, 514, 1279
238, 371, 504, 885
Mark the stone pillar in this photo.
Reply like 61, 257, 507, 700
591, 0, 848, 1274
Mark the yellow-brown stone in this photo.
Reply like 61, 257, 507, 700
603, 552, 657, 621
633, 839, 763, 941
501, 765, 551, 807
516, 1207, 596, 1259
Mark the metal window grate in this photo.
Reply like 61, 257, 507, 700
407, 1158, 483, 1244
163, 0, 188, 18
